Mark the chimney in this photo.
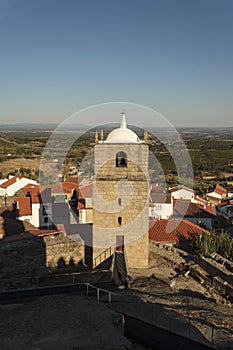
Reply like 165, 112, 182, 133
144, 130, 148, 142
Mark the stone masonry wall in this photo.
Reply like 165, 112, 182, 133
93, 143, 149, 268
0, 233, 84, 289
44, 234, 84, 269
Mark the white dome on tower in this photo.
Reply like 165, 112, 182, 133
104, 113, 143, 144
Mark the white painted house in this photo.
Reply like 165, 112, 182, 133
15, 185, 53, 228
149, 193, 173, 220
0, 176, 38, 197
169, 185, 195, 201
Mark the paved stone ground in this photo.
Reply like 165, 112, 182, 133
0, 295, 133, 350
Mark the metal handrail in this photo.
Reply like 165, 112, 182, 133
92, 244, 116, 269
85, 282, 119, 303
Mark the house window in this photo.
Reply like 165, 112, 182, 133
44, 217, 49, 224
116, 151, 127, 167
118, 217, 122, 226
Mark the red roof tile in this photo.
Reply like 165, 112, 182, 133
65, 176, 79, 184
201, 205, 216, 216
79, 183, 92, 198
0, 176, 20, 189
21, 185, 52, 204
149, 219, 207, 243
15, 197, 32, 216
28, 229, 62, 237
173, 199, 216, 217
213, 184, 227, 196
194, 196, 208, 206
21, 185, 41, 204
40, 181, 79, 195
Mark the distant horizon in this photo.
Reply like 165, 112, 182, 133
0, 120, 232, 130
0, 1, 233, 127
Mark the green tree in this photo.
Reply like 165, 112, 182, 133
192, 231, 233, 261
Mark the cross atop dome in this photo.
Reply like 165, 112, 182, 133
102, 112, 144, 144
120, 110, 127, 129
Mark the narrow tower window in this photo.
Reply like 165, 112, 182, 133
118, 217, 122, 226
118, 198, 122, 206
116, 151, 127, 167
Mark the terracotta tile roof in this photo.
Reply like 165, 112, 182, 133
149, 219, 207, 243
21, 185, 52, 204
40, 181, 79, 196
194, 196, 208, 206
0, 176, 21, 189
15, 197, 32, 216
201, 205, 216, 216
28, 229, 62, 237
173, 199, 217, 217
65, 176, 79, 184
214, 184, 227, 196
63, 181, 79, 193
21, 185, 41, 204
79, 183, 92, 198
77, 199, 85, 210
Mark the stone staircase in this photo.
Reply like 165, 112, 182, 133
92, 244, 115, 269
114, 251, 130, 287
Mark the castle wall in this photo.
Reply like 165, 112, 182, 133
0, 233, 84, 289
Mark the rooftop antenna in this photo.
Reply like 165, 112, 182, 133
120, 110, 127, 128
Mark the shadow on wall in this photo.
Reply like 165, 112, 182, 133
0, 220, 93, 290
62, 223, 93, 268
0, 235, 47, 290
56, 256, 84, 271
0, 205, 28, 237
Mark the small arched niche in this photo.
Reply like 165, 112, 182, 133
116, 151, 127, 168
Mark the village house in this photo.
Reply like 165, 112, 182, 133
14, 178, 94, 229
169, 185, 195, 201
172, 199, 217, 230
149, 192, 173, 219
0, 176, 38, 197
205, 184, 228, 206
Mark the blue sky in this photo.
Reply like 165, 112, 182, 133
0, 0, 233, 126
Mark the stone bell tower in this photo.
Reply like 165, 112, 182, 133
92, 113, 149, 268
